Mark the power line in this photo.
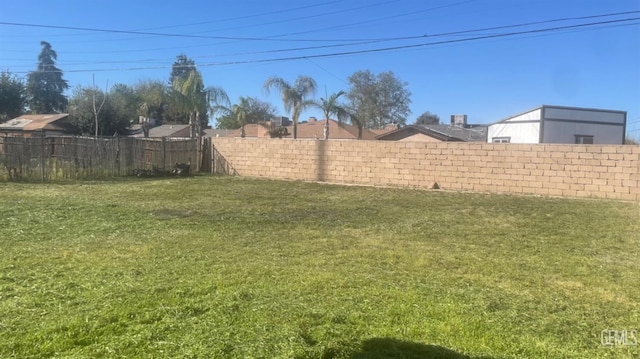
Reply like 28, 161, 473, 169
185, 0, 399, 37
11, 16, 639, 74
5, 6, 635, 46
0, 21, 345, 43
138, 0, 347, 31
0, 2, 400, 44
3, 9, 638, 67
252, 0, 479, 40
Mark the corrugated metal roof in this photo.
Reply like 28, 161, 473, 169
0, 114, 69, 131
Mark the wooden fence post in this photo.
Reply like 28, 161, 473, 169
162, 137, 167, 170
196, 133, 201, 172
39, 131, 46, 182
115, 136, 120, 176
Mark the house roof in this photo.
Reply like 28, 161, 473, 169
224, 124, 264, 138
203, 128, 235, 138
489, 105, 627, 125
418, 124, 487, 142
220, 119, 382, 140
376, 124, 487, 142
0, 114, 70, 131
130, 124, 191, 138
376, 125, 464, 142
293, 119, 380, 140
370, 128, 392, 136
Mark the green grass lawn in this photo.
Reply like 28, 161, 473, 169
0, 176, 638, 358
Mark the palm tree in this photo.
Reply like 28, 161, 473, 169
312, 90, 349, 140
348, 110, 367, 140
212, 97, 249, 138
172, 69, 228, 138
263, 75, 317, 139
137, 80, 166, 128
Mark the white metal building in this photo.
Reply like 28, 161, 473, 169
487, 105, 627, 144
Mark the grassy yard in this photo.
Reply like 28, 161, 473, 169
0, 176, 638, 358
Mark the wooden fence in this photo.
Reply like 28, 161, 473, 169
0, 135, 198, 181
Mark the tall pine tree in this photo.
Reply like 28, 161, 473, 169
27, 41, 69, 114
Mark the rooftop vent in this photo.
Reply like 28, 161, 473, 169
450, 114, 467, 127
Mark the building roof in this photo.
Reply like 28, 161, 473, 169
370, 128, 392, 136
376, 124, 487, 142
293, 119, 380, 140
223, 124, 264, 138
489, 105, 627, 125
130, 124, 191, 138
0, 114, 70, 131
220, 119, 383, 140
418, 124, 487, 142
203, 128, 235, 138
376, 125, 464, 142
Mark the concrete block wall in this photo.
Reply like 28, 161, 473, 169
210, 138, 640, 201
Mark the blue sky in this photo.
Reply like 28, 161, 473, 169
1, 0, 639, 137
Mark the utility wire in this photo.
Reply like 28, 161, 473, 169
2, 9, 638, 65
11, 16, 638, 74
185, 0, 399, 36
2, 8, 637, 44
140, 0, 346, 31
236, 0, 477, 40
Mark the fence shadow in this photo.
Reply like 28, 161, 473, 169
316, 139, 326, 182
320, 338, 496, 359
211, 145, 238, 175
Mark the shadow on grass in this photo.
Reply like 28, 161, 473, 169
321, 338, 496, 359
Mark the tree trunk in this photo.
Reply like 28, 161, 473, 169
293, 120, 297, 139
323, 120, 329, 140
195, 111, 200, 137
189, 112, 195, 138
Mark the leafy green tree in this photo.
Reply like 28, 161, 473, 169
415, 111, 440, 125
67, 86, 130, 136
346, 70, 411, 129
172, 69, 228, 137
26, 41, 69, 113
170, 54, 196, 85
0, 71, 27, 121
215, 96, 277, 129
213, 97, 255, 137
312, 90, 349, 140
135, 80, 167, 125
109, 83, 140, 125
166, 54, 210, 127
263, 75, 317, 139
348, 111, 367, 140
